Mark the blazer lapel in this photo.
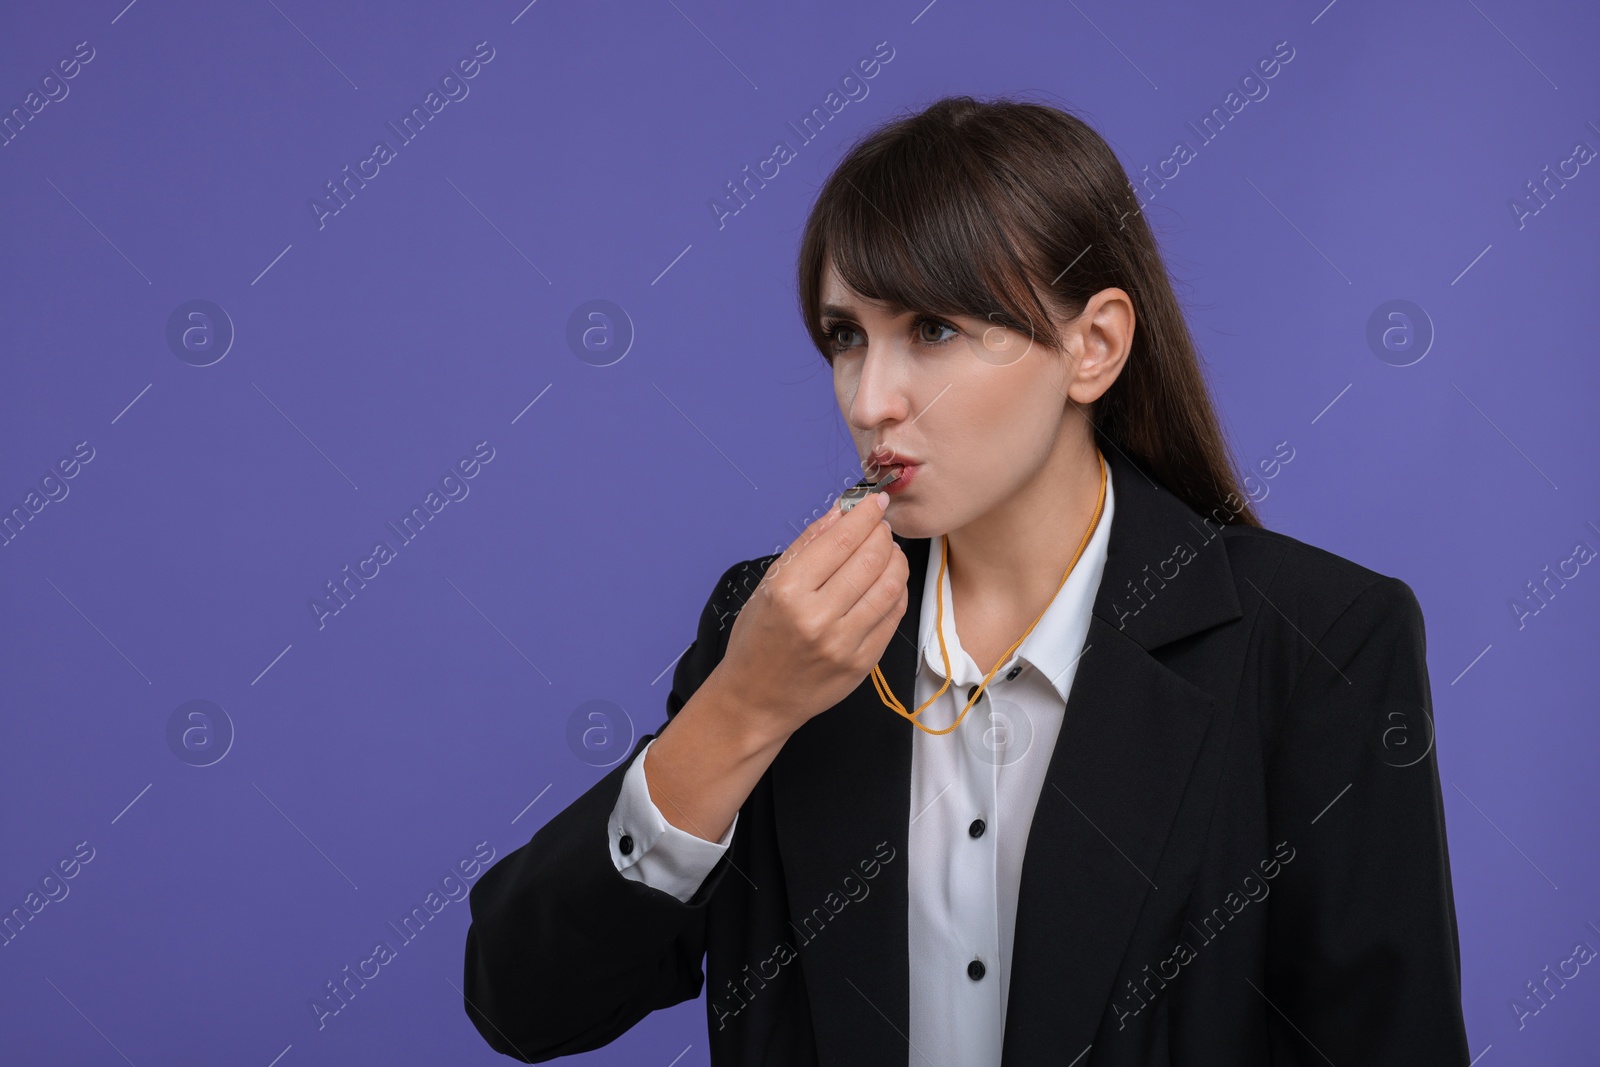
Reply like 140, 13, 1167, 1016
1000, 444, 1242, 1064
771, 442, 1243, 1067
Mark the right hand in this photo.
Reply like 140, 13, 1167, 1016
712, 491, 910, 743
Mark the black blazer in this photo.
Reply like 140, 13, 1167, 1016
463, 442, 1472, 1065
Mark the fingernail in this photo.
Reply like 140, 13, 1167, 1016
874, 493, 890, 511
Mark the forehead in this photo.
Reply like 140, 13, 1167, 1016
818, 262, 912, 319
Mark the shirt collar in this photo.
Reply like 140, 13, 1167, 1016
916, 470, 1115, 703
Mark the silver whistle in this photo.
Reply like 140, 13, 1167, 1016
839, 466, 902, 512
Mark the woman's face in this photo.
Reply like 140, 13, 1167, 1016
821, 261, 1101, 540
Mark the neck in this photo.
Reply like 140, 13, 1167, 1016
943, 431, 1104, 622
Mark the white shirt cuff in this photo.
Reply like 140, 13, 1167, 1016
608, 736, 737, 903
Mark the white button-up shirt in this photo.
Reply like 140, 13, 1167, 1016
609, 473, 1114, 1067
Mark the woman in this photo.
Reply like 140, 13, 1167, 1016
463, 95, 1470, 1066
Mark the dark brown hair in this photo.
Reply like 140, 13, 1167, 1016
796, 93, 1260, 527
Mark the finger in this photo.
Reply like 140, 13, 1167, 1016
819, 517, 899, 618
789, 493, 891, 593
847, 568, 909, 659
765, 495, 848, 584
795, 494, 847, 548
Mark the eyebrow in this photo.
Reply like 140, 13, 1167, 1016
820, 301, 914, 319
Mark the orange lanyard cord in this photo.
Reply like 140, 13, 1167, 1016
871, 449, 1107, 736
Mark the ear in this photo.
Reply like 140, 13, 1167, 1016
1062, 287, 1134, 406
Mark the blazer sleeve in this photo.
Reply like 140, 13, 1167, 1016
1263, 576, 1472, 1064
461, 558, 758, 1062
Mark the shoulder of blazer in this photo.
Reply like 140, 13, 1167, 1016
1216, 521, 1423, 651
661, 551, 784, 724
705, 551, 783, 636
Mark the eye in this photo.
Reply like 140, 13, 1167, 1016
820, 314, 960, 361
821, 319, 863, 357
913, 315, 959, 346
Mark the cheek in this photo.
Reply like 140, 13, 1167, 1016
967, 371, 1058, 445
942, 382, 1061, 500
833, 365, 860, 410
933, 383, 1030, 472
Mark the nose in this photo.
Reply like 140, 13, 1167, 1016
845, 341, 912, 433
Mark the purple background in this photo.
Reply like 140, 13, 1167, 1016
3, 0, 1597, 1063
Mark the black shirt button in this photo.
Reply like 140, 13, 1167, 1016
1005, 665, 1021, 680
967, 685, 981, 703
968, 959, 986, 980
618, 833, 634, 856
969, 818, 986, 838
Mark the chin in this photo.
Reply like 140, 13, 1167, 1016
880, 505, 938, 541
